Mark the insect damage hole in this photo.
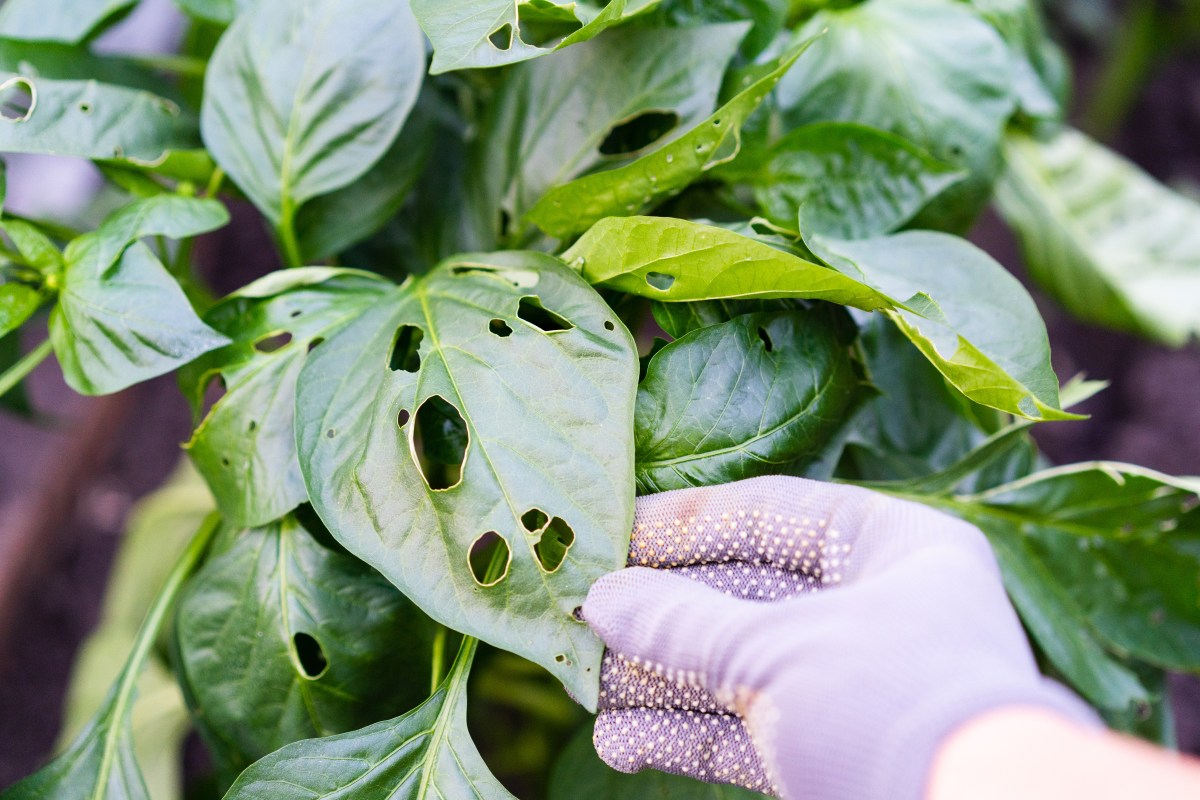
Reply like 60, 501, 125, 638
757, 327, 773, 352
292, 632, 328, 678
535, 517, 575, 573
489, 319, 513, 337
0, 77, 34, 122
521, 508, 548, 533
469, 531, 511, 587
645, 272, 675, 291
599, 110, 680, 157
253, 331, 293, 353
517, 296, 573, 333
489, 23, 514, 50
411, 395, 468, 491
389, 324, 424, 372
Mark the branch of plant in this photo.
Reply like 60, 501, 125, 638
0, 336, 53, 399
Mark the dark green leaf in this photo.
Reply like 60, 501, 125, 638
776, 0, 1015, 231
50, 196, 231, 395
996, 128, 1200, 346
548, 726, 768, 800
0, 331, 31, 414
635, 308, 864, 492
296, 252, 637, 708
0, 75, 198, 162
567, 217, 1072, 420
181, 268, 390, 527
526, 38, 809, 239
651, 298, 804, 339
224, 638, 515, 800
200, 0, 425, 249
746, 122, 965, 238
964, 0, 1068, 121
176, 514, 439, 770
467, 23, 745, 248
413, 0, 655, 74
655, 0, 786, 59
0, 0, 134, 44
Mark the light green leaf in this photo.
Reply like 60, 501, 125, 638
636, 308, 864, 492
567, 217, 1072, 420
200, 0, 425, 255
996, 127, 1200, 346
0, 75, 198, 163
776, 0, 1015, 232
526, 38, 809, 239
746, 122, 965, 238
0, 0, 134, 44
963, 0, 1067, 121
414, 0, 655, 74
467, 23, 745, 249
176, 514, 440, 772
172, 0, 249, 24
2, 218, 64, 273
224, 637, 515, 800
181, 268, 391, 527
0, 277, 42, 337
296, 252, 637, 708
549, 726, 768, 800
50, 196, 231, 395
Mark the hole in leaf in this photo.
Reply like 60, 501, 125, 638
253, 331, 293, 353
221, 457, 230, 468
599, 110, 680, 156
757, 327, 773, 352
307, 337, 324, 353
488, 23, 513, 50
78, 101, 92, 114
397, 408, 410, 429
326, 428, 336, 438
293, 632, 328, 678
497, 209, 511, 238
554, 654, 566, 663
517, 296, 573, 333
535, 516, 575, 573
489, 319, 513, 337
521, 508, 549, 533
412, 395, 468, 491
199, 371, 226, 419
469, 531, 511, 587
450, 265, 539, 288
290, 309, 302, 318
604, 320, 615, 331
248, 420, 257, 432
646, 272, 675, 291
0, 78, 34, 122
389, 324, 424, 372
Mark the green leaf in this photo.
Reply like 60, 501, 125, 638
651, 297, 805, 340
176, 513, 440, 770
0, 74, 198, 163
224, 637, 515, 800
525, 37, 809, 239
745, 122, 966, 238
654, 0, 786, 59
996, 128, 1200, 346
567, 217, 1071, 420
50, 196, 231, 395
0, 331, 31, 414
0, 0, 134, 44
0, 275, 43, 337
467, 23, 745, 248
776, 0, 1015, 232
549, 725, 768, 800
635, 308, 864, 492
172, 0, 249, 24
296, 252, 637, 708
414, 0, 655, 74
200, 0, 425, 256
963, 0, 1068, 121
181, 268, 391, 527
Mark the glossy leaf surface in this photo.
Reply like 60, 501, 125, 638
0, 0, 133, 44
296, 252, 637, 707
224, 638, 514, 800
636, 309, 864, 492
176, 514, 438, 770
182, 268, 390, 527
997, 128, 1200, 346
965, 0, 1066, 120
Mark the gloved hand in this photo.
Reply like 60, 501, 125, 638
582, 476, 1099, 800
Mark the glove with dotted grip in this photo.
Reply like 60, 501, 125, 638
582, 476, 1098, 800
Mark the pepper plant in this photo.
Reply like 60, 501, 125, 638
2, 0, 1200, 798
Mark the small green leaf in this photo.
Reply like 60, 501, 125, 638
296, 252, 637, 708
526, 37, 810, 239
181, 268, 391, 527
0, 277, 43, 337
50, 196, 231, 395
201, 0, 425, 255
176, 514, 440, 771
776, 0, 1015, 231
414, 0, 655, 74
467, 23, 745, 248
0, 0, 134, 44
996, 127, 1200, 346
746, 122, 965, 238
224, 638, 515, 800
2, 218, 64, 274
635, 308, 864, 492
549, 726, 768, 800
172, 0, 249, 24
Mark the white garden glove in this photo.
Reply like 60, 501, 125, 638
582, 476, 1099, 800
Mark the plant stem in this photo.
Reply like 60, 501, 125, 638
1081, 0, 1159, 141
205, 167, 226, 199
0, 336, 52, 399
277, 201, 303, 268
429, 625, 448, 694
125, 53, 209, 79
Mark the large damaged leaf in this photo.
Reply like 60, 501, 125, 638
296, 252, 637, 707
181, 268, 390, 527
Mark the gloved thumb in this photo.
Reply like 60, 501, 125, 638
582, 566, 760, 688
